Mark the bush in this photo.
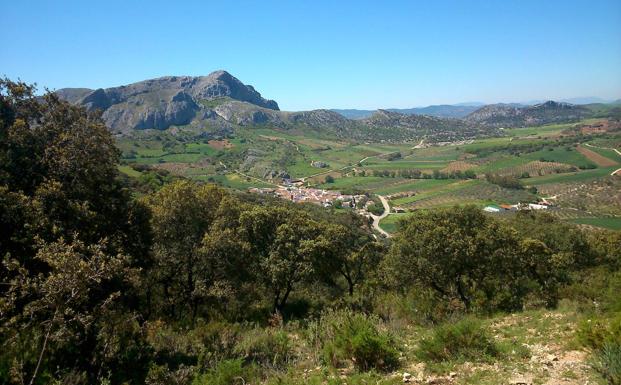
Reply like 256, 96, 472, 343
416, 318, 499, 362
485, 173, 523, 189
579, 163, 597, 170
591, 343, 621, 385
367, 201, 384, 216
146, 363, 195, 385
372, 288, 456, 326
234, 328, 293, 370
192, 359, 252, 385
576, 313, 621, 351
264, 371, 396, 385
308, 310, 399, 372
347, 328, 399, 371
194, 321, 243, 369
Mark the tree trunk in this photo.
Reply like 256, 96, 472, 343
272, 290, 281, 314
274, 284, 293, 313
29, 310, 56, 385
346, 276, 355, 296
456, 279, 471, 310
279, 284, 292, 310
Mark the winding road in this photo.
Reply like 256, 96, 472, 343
369, 195, 391, 238
223, 143, 404, 237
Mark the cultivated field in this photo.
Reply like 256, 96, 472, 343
117, 118, 621, 230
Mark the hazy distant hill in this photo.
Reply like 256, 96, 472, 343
464, 101, 591, 128
332, 104, 481, 119
521, 97, 615, 105
362, 109, 499, 140
332, 97, 618, 120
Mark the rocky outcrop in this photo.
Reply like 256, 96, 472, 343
53, 88, 93, 104
56, 71, 279, 133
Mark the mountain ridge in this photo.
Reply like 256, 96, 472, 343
55, 71, 615, 141
464, 101, 591, 128
55, 71, 279, 133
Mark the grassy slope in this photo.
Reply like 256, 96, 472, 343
571, 217, 621, 230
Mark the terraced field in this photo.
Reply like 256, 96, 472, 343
117, 118, 621, 231
441, 160, 477, 173
493, 161, 575, 177
584, 145, 621, 162
527, 166, 618, 185
576, 145, 618, 167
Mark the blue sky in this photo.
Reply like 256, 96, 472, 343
2, 0, 620, 110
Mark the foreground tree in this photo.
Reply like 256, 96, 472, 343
143, 180, 227, 321
385, 205, 564, 312
0, 78, 151, 267
0, 79, 151, 384
317, 213, 383, 296
1, 240, 146, 385
239, 206, 327, 313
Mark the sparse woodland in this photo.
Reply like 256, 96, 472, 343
2, 79, 620, 384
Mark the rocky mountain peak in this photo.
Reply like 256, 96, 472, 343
55, 71, 279, 132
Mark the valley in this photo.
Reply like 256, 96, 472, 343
116, 114, 621, 232
5, 1, 621, 383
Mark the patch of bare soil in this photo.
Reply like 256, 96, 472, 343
208, 139, 234, 150
152, 162, 191, 174
400, 311, 598, 385
580, 119, 621, 135
577, 145, 618, 167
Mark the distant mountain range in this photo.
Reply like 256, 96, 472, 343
54, 71, 619, 142
463, 101, 592, 128
332, 105, 482, 119
332, 98, 617, 120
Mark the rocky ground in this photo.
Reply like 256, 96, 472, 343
395, 309, 601, 385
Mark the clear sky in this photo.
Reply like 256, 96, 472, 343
2, 0, 620, 110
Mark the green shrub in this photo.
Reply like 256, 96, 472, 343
234, 328, 293, 369
264, 371, 400, 385
367, 202, 384, 216
576, 313, 621, 350
416, 318, 499, 362
372, 288, 456, 326
309, 310, 399, 372
348, 328, 399, 371
146, 363, 195, 385
591, 343, 621, 385
194, 321, 242, 369
192, 359, 252, 385
576, 313, 621, 384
